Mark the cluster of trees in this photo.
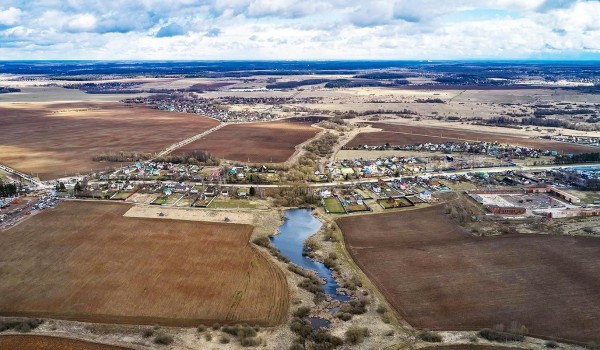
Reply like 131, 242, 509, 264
157, 151, 219, 166
272, 183, 318, 207
415, 98, 445, 104
354, 72, 410, 79
324, 79, 408, 88
64, 82, 144, 94
305, 133, 339, 157
555, 152, 600, 164
266, 79, 329, 89
289, 316, 343, 350
534, 108, 596, 117
0, 87, 20, 94
0, 181, 18, 197
93, 151, 153, 162
483, 116, 600, 131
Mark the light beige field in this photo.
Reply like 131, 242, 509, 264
0, 87, 148, 103
123, 205, 257, 225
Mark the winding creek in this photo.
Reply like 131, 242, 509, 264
270, 208, 350, 303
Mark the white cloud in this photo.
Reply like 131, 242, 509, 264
63, 13, 97, 32
0, 7, 22, 26
0, 0, 598, 59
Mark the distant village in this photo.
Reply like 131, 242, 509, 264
124, 93, 322, 122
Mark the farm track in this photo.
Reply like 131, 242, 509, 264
155, 122, 226, 158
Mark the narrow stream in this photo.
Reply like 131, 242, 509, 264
270, 208, 350, 303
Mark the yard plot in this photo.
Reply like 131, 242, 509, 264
346, 122, 599, 155
110, 191, 136, 200
381, 185, 404, 197
176, 120, 319, 163
377, 197, 414, 209
173, 194, 197, 207
406, 195, 425, 204
344, 202, 369, 213
0, 102, 219, 180
208, 199, 257, 209
125, 193, 157, 204
353, 188, 373, 200
151, 194, 183, 206
323, 197, 346, 214
337, 206, 600, 343
0, 335, 132, 350
0, 201, 288, 326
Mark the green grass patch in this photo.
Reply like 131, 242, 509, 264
324, 197, 346, 214
151, 198, 169, 205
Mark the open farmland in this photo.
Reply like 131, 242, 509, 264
347, 122, 599, 154
177, 120, 319, 163
0, 102, 219, 179
0, 335, 132, 350
337, 206, 600, 343
0, 201, 287, 326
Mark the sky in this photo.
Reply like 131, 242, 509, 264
0, 0, 599, 60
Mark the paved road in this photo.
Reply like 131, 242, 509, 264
0, 163, 47, 188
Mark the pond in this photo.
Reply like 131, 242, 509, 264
270, 208, 350, 303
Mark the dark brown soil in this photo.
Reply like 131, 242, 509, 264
0, 335, 132, 350
178, 120, 319, 163
0, 201, 288, 326
337, 206, 600, 343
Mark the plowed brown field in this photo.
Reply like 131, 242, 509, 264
347, 122, 598, 154
0, 335, 132, 350
0, 201, 287, 326
337, 206, 600, 343
177, 120, 319, 163
0, 102, 219, 179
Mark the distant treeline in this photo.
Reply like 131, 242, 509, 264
484, 116, 600, 131
0, 87, 20, 94
0, 182, 18, 197
93, 150, 219, 165
534, 108, 597, 117
324, 79, 409, 88
93, 151, 153, 162
415, 98, 445, 104
188, 70, 358, 78
64, 82, 143, 94
187, 82, 234, 92
266, 79, 329, 89
354, 72, 411, 79
64, 82, 176, 94
555, 152, 600, 164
